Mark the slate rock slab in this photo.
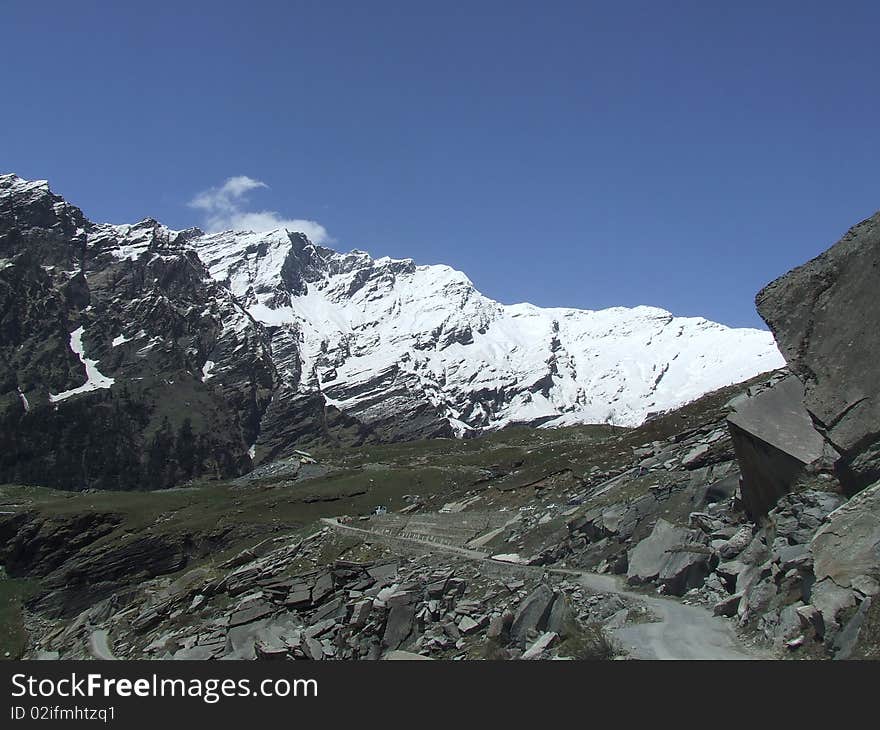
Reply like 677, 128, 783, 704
811, 480, 880, 589
510, 585, 555, 645
383, 604, 416, 650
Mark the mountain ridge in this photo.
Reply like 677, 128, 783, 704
0, 173, 783, 489
184, 191, 784, 434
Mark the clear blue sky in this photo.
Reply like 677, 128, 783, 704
3, 1, 879, 327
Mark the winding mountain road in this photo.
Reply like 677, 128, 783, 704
322, 517, 766, 661
573, 572, 763, 660
87, 629, 117, 660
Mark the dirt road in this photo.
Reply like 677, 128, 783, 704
322, 517, 765, 660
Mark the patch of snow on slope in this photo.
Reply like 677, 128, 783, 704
49, 327, 115, 403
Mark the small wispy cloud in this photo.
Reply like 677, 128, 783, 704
189, 176, 330, 244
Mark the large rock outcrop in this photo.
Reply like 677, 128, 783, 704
756, 211, 880, 493
715, 208, 880, 656
810, 480, 880, 636
727, 376, 829, 517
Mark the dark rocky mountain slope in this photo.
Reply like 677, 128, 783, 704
0, 175, 276, 490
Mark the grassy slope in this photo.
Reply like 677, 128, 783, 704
0, 577, 39, 659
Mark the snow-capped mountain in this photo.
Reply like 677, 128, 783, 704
191, 228, 783, 436
0, 173, 784, 490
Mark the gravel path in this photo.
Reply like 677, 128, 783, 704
323, 516, 767, 660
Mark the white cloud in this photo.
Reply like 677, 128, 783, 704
189, 176, 330, 244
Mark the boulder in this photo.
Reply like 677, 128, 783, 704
775, 604, 805, 645
367, 562, 398, 587
756, 210, 880, 493
713, 592, 743, 617
545, 594, 571, 636
311, 572, 334, 604
487, 615, 505, 639
225, 619, 271, 660
627, 519, 687, 584
727, 376, 827, 518
521, 631, 558, 660
811, 480, 880, 590
303, 637, 324, 660
285, 587, 312, 608
810, 579, 856, 635
689, 512, 724, 534
627, 518, 712, 595
227, 603, 274, 628
309, 597, 346, 624
738, 576, 777, 623
681, 443, 711, 469
457, 615, 484, 635
832, 597, 872, 660
658, 546, 713, 596
796, 604, 825, 638
349, 600, 373, 628
718, 525, 753, 559
776, 544, 810, 572
704, 473, 740, 503
382, 604, 416, 650
510, 585, 555, 645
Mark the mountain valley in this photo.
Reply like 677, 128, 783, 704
2, 173, 879, 662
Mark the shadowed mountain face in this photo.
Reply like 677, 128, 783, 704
0, 174, 782, 490
0, 176, 276, 490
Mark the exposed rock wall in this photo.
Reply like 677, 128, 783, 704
0, 175, 277, 490
713, 207, 880, 655
757, 210, 880, 493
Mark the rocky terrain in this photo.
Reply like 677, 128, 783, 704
1, 178, 878, 661
3, 358, 875, 661
0, 173, 782, 490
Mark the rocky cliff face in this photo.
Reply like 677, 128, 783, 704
687, 207, 880, 656
0, 174, 784, 490
757, 211, 880, 493
0, 175, 276, 490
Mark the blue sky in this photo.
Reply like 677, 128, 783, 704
3, 1, 879, 327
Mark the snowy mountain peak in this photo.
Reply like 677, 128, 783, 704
188, 221, 784, 432
2, 174, 785, 469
